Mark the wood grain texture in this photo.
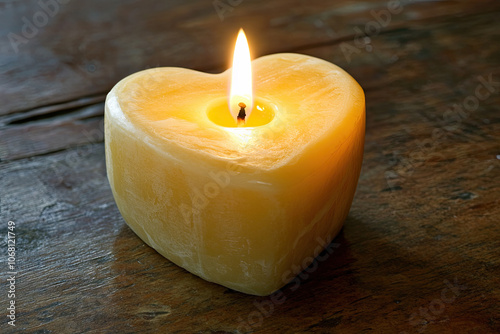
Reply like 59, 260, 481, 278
1, 0, 499, 115
0, 0, 499, 333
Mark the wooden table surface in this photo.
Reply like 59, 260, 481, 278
1, 1, 499, 333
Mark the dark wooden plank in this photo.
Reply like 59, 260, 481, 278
1, 0, 499, 116
0, 94, 105, 126
0, 103, 104, 162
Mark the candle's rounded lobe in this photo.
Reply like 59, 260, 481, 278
229, 29, 253, 122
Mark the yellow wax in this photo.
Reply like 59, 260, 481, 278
105, 53, 365, 295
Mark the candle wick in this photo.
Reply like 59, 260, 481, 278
237, 102, 246, 125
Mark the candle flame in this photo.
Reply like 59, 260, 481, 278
230, 29, 253, 125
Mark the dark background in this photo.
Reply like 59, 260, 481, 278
0, 0, 499, 333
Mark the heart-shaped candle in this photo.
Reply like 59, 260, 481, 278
105, 30, 365, 295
